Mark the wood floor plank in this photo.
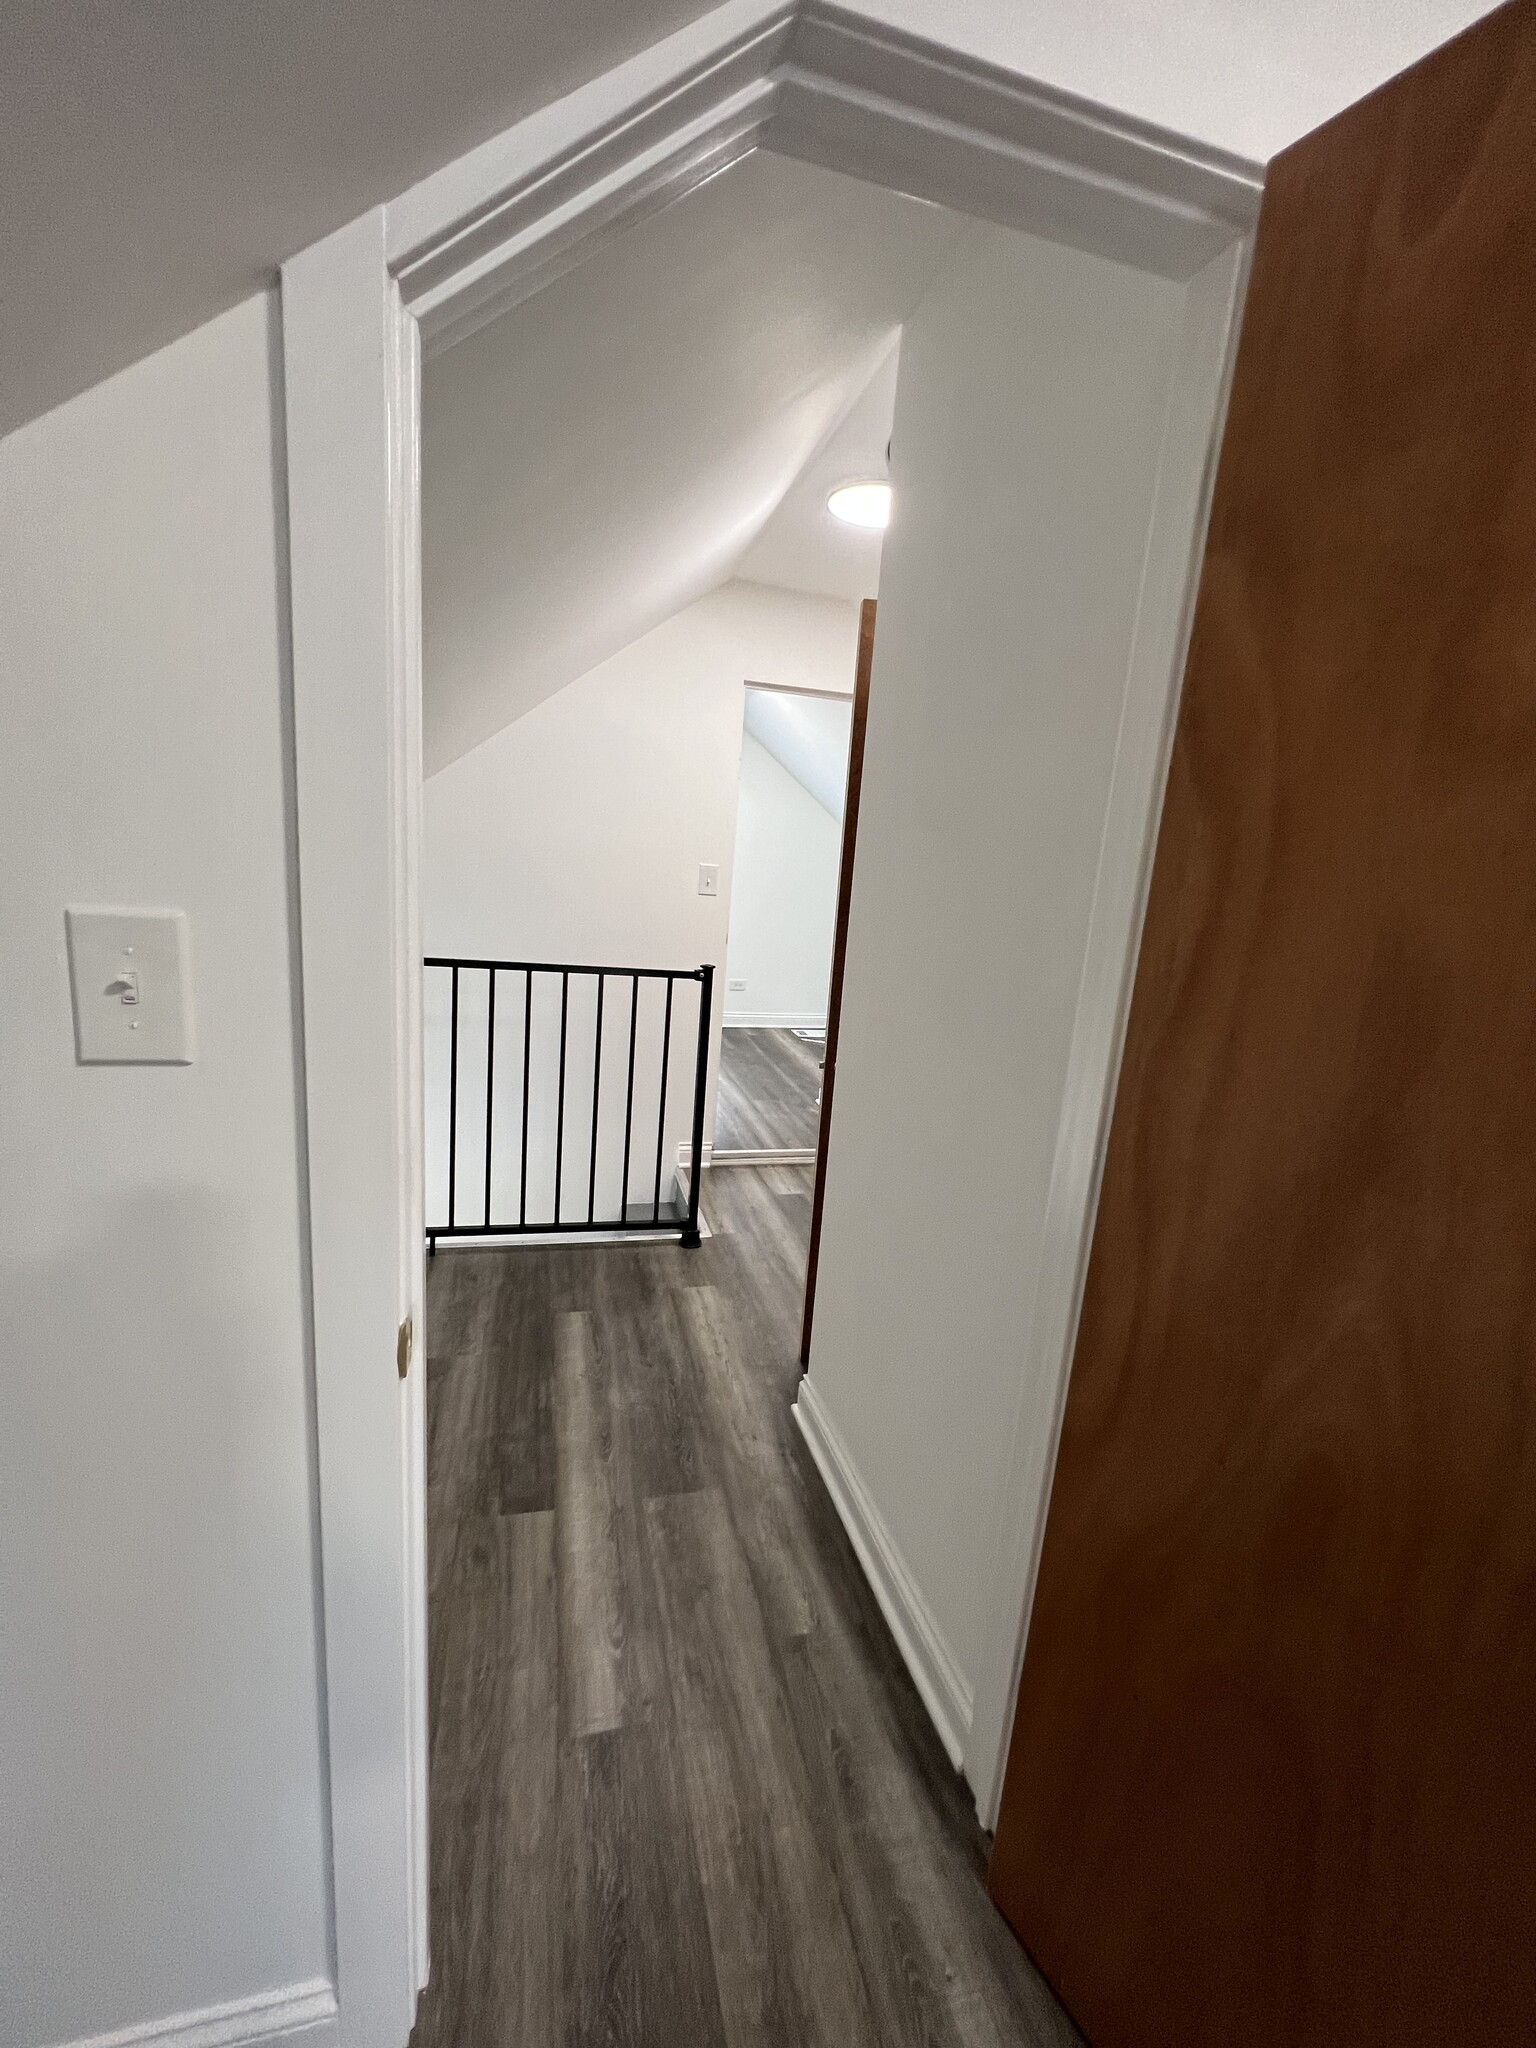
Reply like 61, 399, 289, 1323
416, 1508, 560, 2048
425, 1244, 496, 1358
502, 1512, 563, 2048
592, 1251, 710, 1501
554, 1310, 625, 1739
647, 1486, 880, 2048
488, 1251, 557, 1515
426, 1343, 498, 1530
704, 1169, 812, 1360
778, 1632, 956, 2048
562, 1722, 730, 2048
586, 1276, 674, 1730
672, 1282, 818, 1643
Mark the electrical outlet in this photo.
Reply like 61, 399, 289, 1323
698, 863, 720, 897
728, 979, 747, 993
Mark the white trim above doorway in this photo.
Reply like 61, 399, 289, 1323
279, 3, 1260, 2030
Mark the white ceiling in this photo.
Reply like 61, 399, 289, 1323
738, 344, 900, 604
0, 0, 700, 437
0, 0, 1500, 441
422, 150, 964, 773
745, 689, 852, 818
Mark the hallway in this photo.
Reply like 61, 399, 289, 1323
713, 1028, 823, 1152
415, 1166, 1077, 2048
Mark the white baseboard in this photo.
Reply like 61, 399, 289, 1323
723, 1012, 827, 1032
684, 1137, 815, 1168
709, 1146, 816, 1166
43, 1980, 338, 2048
792, 1377, 974, 1773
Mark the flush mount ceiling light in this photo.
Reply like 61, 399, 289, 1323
827, 481, 893, 530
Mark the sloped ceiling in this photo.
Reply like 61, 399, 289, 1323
421, 150, 964, 773
0, 0, 1502, 439
745, 689, 852, 817
738, 343, 898, 603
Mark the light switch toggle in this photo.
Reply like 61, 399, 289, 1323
104, 969, 141, 1005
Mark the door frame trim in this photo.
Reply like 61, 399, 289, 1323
802, 595, 876, 1368
964, 232, 1253, 1822
280, 2, 1260, 2023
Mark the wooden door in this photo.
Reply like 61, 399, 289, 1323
988, 5, 1536, 2043
801, 596, 875, 1365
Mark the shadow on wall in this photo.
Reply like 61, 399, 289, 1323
0, 1187, 331, 2047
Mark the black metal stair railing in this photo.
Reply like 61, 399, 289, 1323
424, 955, 712, 1250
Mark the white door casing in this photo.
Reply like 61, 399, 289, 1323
282, 211, 424, 2046
279, 2, 1260, 2036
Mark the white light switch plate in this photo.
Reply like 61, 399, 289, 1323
66, 907, 195, 1065
698, 863, 720, 897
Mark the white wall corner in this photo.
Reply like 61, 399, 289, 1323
961, 231, 1255, 1830
42, 1981, 339, 2048
793, 1375, 974, 1773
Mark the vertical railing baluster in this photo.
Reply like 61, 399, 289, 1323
653, 975, 674, 1223
554, 968, 569, 1226
448, 962, 460, 1230
620, 975, 638, 1227
483, 966, 496, 1228
682, 964, 712, 1249
520, 968, 532, 1228
588, 973, 604, 1225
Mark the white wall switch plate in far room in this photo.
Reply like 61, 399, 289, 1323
66, 907, 195, 1064
697, 863, 720, 897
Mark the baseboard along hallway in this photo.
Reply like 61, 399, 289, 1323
415, 1164, 1077, 2048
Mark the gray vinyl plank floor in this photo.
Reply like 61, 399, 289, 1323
713, 1027, 823, 1152
414, 1166, 1080, 2048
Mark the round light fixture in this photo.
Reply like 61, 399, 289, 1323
827, 481, 892, 531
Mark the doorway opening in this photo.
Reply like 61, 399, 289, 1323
278, 19, 1257, 2035
715, 681, 853, 1162
409, 146, 1092, 2046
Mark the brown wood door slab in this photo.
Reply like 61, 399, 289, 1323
801, 596, 874, 1366
988, 5, 1536, 2044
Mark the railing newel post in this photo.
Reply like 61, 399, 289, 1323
681, 963, 713, 1249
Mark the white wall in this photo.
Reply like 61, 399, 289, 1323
422, 579, 858, 1216
804, 223, 1188, 1762
724, 730, 843, 1029
0, 298, 331, 2046
846, 0, 1498, 163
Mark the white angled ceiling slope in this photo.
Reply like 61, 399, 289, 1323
0, 0, 1501, 439
745, 690, 853, 818
738, 344, 899, 604
421, 150, 964, 773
